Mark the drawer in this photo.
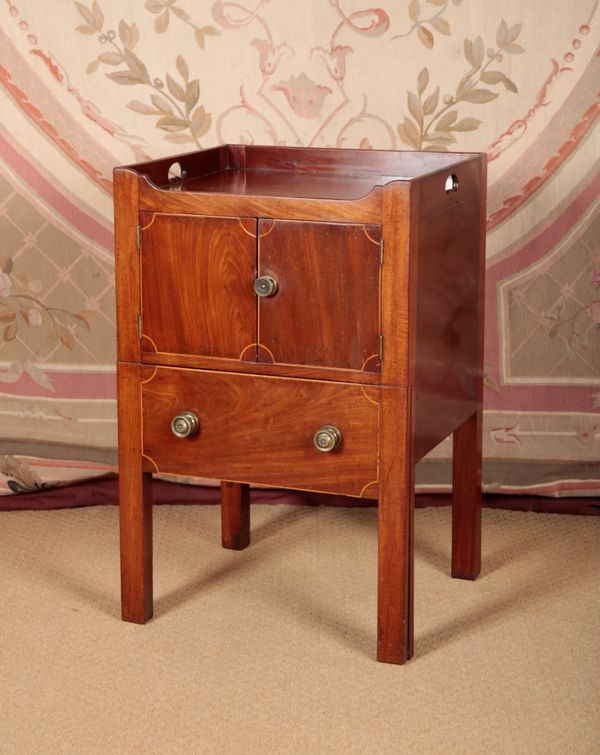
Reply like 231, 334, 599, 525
141, 367, 380, 498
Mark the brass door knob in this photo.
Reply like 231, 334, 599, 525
313, 425, 342, 452
253, 276, 278, 297
171, 411, 199, 438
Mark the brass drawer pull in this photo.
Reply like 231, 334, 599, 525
313, 425, 342, 452
171, 411, 199, 438
253, 276, 278, 297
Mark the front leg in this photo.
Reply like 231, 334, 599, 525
377, 387, 415, 664
118, 362, 154, 623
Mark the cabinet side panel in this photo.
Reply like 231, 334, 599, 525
413, 159, 485, 459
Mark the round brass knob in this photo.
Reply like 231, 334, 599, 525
253, 276, 278, 297
313, 425, 342, 453
171, 411, 199, 438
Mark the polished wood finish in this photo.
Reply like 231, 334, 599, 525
118, 361, 153, 623
114, 169, 141, 363
122, 144, 475, 190
137, 175, 384, 224
450, 155, 486, 581
115, 144, 486, 665
413, 171, 483, 459
141, 367, 379, 498
378, 387, 415, 664
140, 213, 256, 360
140, 350, 381, 385
258, 220, 381, 371
221, 482, 250, 550
452, 410, 482, 579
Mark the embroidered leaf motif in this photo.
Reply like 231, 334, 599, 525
98, 52, 123, 65
75, 2, 97, 28
128, 100, 161, 115
408, 0, 420, 22
190, 106, 211, 138
462, 88, 498, 104
106, 71, 144, 85
450, 117, 481, 131
155, 9, 169, 33
185, 80, 200, 114
166, 73, 186, 101
422, 86, 439, 115
176, 55, 189, 81
407, 92, 423, 126
398, 117, 420, 148
151, 94, 173, 113
417, 67, 429, 95
431, 16, 450, 35
481, 70, 506, 85
418, 25, 434, 48
157, 115, 189, 132
437, 110, 458, 129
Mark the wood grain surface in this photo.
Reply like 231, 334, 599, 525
377, 385, 414, 665
141, 367, 380, 497
221, 481, 250, 550
137, 176, 383, 224
413, 166, 484, 459
258, 220, 381, 371
114, 168, 141, 363
115, 144, 486, 664
118, 361, 153, 624
140, 213, 256, 360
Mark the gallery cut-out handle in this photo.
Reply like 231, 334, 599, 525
168, 161, 186, 183
445, 173, 459, 194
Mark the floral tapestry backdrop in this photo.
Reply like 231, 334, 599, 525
0, 0, 598, 496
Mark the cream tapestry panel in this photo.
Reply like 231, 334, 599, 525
0, 0, 598, 495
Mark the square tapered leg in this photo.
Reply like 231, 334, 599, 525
221, 481, 250, 550
118, 362, 153, 623
451, 409, 482, 580
377, 388, 415, 664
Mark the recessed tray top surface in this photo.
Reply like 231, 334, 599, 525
163, 168, 394, 201
122, 144, 479, 203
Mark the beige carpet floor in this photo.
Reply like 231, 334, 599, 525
0, 504, 598, 754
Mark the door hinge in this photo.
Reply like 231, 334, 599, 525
379, 238, 384, 264
137, 314, 143, 339
135, 224, 141, 250
378, 334, 383, 362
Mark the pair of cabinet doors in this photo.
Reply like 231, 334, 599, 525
139, 213, 382, 373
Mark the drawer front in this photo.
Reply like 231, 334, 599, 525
258, 219, 382, 372
142, 367, 379, 498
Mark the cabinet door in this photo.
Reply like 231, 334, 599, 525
257, 220, 381, 371
140, 213, 256, 359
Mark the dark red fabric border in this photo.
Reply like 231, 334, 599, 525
1, 476, 598, 515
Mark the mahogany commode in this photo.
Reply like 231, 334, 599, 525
114, 144, 486, 664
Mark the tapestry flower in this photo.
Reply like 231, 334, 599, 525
272, 73, 332, 119
251, 39, 290, 75
588, 301, 600, 324
313, 45, 352, 81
